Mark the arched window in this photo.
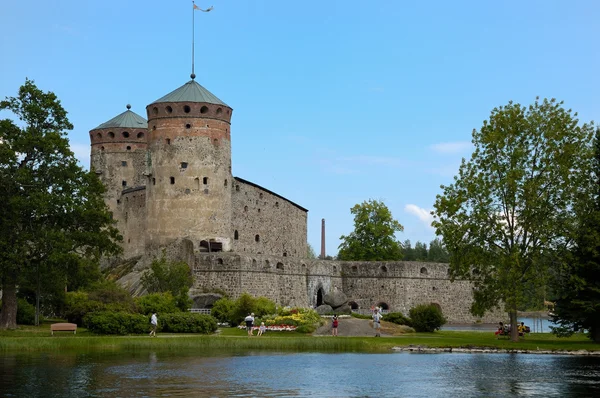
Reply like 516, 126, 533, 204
420, 267, 428, 275
97, 132, 102, 139
137, 132, 144, 139
203, 177, 208, 185
217, 258, 223, 265
276, 262, 284, 270
234, 230, 239, 240
380, 265, 388, 273
200, 106, 209, 114
351, 265, 358, 273
255, 234, 260, 242
108, 132, 115, 138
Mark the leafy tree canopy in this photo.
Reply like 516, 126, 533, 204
141, 252, 193, 311
0, 79, 121, 329
338, 199, 404, 261
432, 98, 595, 341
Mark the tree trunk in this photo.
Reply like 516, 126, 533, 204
591, 325, 600, 343
0, 277, 18, 329
509, 310, 519, 342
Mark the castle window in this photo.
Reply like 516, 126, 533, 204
181, 162, 188, 169
216, 107, 222, 114
276, 262, 284, 270
185, 123, 191, 129
275, 201, 279, 207
213, 138, 218, 145
234, 230, 239, 240
170, 177, 175, 184
101, 146, 105, 151
217, 258, 223, 265
351, 265, 358, 273
96, 132, 102, 139
420, 267, 428, 275
200, 106, 208, 114
122, 180, 127, 187
380, 265, 388, 273
203, 177, 208, 185
152, 178, 156, 185
195, 177, 200, 189
224, 179, 228, 187
349, 301, 359, 310
236, 185, 240, 192
265, 260, 270, 268
166, 138, 171, 145
184, 105, 191, 113
333, 265, 337, 272
244, 206, 248, 212
283, 252, 287, 257
258, 208, 261, 213
137, 132, 145, 139
259, 193, 263, 199
166, 106, 173, 114
121, 161, 127, 167
255, 234, 260, 242
117, 199, 121, 204
153, 107, 158, 115
126, 146, 131, 151
108, 131, 115, 138
125, 212, 128, 222
252, 259, 257, 266
122, 131, 130, 138
185, 188, 191, 194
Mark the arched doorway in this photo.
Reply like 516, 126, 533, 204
377, 302, 389, 311
349, 301, 359, 310
316, 287, 325, 307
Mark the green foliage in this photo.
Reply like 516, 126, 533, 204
135, 292, 180, 315
87, 280, 135, 311
254, 296, 277, 317
350, 312, 373, 320
433, 98, 595, 335
427, 238, 450, 263
83, 311, 148, 335
552, 128, 600, 343
63, 292, 103, 325
295, 324, 317, 333
159, 313, 217, 334
338, 199, 404, 261
402, 239, 449, 263
15, 299, 36, 325
0, 79, 121, 329
383, 312, 411, 326
211, 297, 235, 324
307, 243, 317, 259
232, 292, 258, 324
409, 304, 446, 332
141, 252, 192, 311
266, 307, 321, 329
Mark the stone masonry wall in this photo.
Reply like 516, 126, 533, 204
191, 253, 503, 323
231, 178, 308, 257
120, 187, 147, 258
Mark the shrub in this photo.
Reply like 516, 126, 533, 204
295, 324, 317, 333
16, 299, 36, 325
254, 296, 276, 318
159, 313, 217, 334
409, 304, 446, 332
63, 291, 103, 325
83, 311, 148, 335
141, 252, 192, 311
135, 292, 180, 315
88, 280, 136, 312
383, 312, 411, 326
211, 297, 235, 324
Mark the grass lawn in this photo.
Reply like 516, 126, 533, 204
1, 323, 599, 353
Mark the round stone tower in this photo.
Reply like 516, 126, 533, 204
145, 76, 233, 251
89, 104, 148, 214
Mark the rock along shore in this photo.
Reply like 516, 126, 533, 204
392, 346, 600, 356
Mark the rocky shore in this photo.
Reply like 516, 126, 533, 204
393, 345, 600, 356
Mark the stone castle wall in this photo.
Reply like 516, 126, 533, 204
231, 178, 308, 257
121, 187, 147, 258
190, 252, 503, 323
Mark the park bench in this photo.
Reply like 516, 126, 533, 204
51, 323, 77, 336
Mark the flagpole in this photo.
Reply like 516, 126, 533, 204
192, 1, 195, 79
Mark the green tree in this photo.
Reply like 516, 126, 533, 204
307, 243, 317, 259
414, 241, 428, 261
141, 252, 193, 311
432, 98, 594, 342
552, 128, 600, 342
338, 199, 404, 261
427, 238, 450, 263
402, 240, 415, 261
0, 79, 121, 329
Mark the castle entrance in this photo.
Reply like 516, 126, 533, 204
316, 287, 325, 307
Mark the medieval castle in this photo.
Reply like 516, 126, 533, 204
89, 76, 499, 323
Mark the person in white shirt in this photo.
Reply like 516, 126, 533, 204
244, 313, 255, 336
372, 309, 383, 337
150, 313, 158, 337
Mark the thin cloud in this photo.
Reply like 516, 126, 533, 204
405, 204, 434, 228
429, 141, 472, 154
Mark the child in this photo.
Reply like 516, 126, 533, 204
332, 315, 339, 336
257, 322, 267, 336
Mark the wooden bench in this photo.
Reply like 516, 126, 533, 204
51, 323, 77, 335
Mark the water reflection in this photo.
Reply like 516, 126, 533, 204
1, 351, 599, 397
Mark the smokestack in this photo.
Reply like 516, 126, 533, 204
321, 218, 326, 259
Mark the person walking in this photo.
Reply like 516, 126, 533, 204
331, 315, 339, 336
244, 313, 255, 336
372, 309, 383, 337
149, 312, 158, 337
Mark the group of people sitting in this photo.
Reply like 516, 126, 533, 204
494, 321, 530, 338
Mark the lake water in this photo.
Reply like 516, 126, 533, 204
2, 351, 600, 397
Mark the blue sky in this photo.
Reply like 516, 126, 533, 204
1, 1, 599, 256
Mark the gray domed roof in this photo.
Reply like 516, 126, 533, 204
93, 106, 148, 130
151, 80, 228, 107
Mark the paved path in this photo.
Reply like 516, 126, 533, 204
313, 317, 388, 337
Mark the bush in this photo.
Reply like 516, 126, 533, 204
83, 311, 148, 335
211, 297, 235, 324
88, 281, 136, 312
409, 304, 446, 332
135, 292, 180, 315
17, 299, 36, 325
63, 292, 104, 325
295, 324, 317, 333
384, 312, 411, 326
159, 313, 217, 334
254, 296, 276, 318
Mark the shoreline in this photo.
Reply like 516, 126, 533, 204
393, 346, 600, 356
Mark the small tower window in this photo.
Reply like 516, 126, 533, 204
224, 179, 228, 187
166, 138, 171, 145
122, 131, 130, 138
122, 181, 127, 187
244, 206, 248, 212
184, 105, 191, 113
137, 132, 144, 139
126, 146, 131, 151
283, 252, 287, 257
200, 106, 208, 114
195, 177, 200, 189
234, 230, 239, 240
152, 107, 158, 115
236, 185, 240, 192
185, 123, 191, 129
121, 161, 127, 167
152, 178, 156, 185
170, 177, 175, 185
216, 107, 223, 114
181, 162, 188, 169
420, 267, 428, 275
275, 201, 279, 207
255, 234, 260, 242
203, 177, 208, 185
259, 193, 263, 199
97, 133, 102, 139
276, 262, 284, 270
108, 132, 115, 138
166, 106, 173, 114
213, 138, 218, 145
100, 146, 105, 151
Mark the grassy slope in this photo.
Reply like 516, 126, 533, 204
1, 324, 599, 353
